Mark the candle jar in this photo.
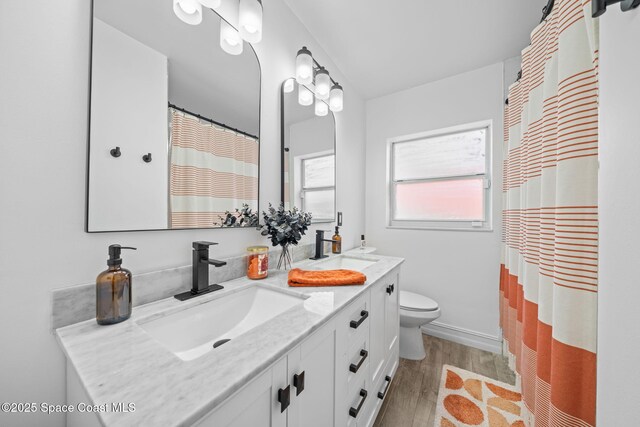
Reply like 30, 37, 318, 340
247, 246, 269, 279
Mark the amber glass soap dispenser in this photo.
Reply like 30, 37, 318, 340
332, 226, 342, 254
96, 244, 136, 325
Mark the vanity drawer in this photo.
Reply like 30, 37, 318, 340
346, 334, 369, 393
345, 295, 370, 343
346, 374, 370, 426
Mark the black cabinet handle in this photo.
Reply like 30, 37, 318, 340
350, 310, 369, 329
278, 385, 290, 413
386, 285, 392, 295
378, 375, 392, 399
349, 349, 368, 373
293, 371, 305, 396
349, 389, 368, 418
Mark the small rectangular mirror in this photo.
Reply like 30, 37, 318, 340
281, 78, 336, 223
87, 0, 261, 232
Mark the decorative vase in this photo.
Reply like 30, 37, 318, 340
277, 244, 293, 270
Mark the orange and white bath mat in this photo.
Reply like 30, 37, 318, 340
435, 365, 525, 427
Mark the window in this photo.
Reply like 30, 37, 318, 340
301, 154, 335, 222
388, 122, 492, 230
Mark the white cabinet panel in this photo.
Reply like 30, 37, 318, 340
385, 273, 399, 355
369, 279, 387, 388
197, 357, 287, 427
288, 322, 336, 427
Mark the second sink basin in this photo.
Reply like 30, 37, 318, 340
138, 286, 305, 361
310, 255, 378, 272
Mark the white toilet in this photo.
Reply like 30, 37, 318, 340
399, 290, 441, 360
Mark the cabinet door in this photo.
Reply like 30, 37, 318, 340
385, 273, 399, 355
196, 357, 287, 427
288, 321, 337, 427
369, 279, 387, 388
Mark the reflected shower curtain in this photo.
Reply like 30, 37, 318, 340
500, 1, 598, 426
169, 109, 259, 228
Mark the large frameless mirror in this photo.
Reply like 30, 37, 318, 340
281, 78, 336, 223
86, 0, 261, 232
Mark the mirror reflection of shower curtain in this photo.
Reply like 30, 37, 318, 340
168, 108, 258, 228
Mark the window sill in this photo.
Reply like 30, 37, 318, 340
386, 224, 494, 232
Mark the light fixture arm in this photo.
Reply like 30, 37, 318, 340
311, 58, 339, 86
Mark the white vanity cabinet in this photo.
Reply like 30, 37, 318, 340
200, 268, 400, 427
64, 265, 401, 427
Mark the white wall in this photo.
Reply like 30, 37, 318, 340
365, 62, 506, 352
88, 19, 169, 231
597, 9, 640, 425
0, 1, 366, 425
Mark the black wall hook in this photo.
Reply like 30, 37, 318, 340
142, 153, 152, 163
593, 0, 640, 17
110, 147, 121, 158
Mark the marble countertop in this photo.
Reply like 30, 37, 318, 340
55, 252, 404, 426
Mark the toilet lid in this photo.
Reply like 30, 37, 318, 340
399, 291, 439, 312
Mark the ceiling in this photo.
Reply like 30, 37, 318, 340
283, 0, 548, 99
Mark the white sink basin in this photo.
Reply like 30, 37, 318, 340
311, 255, 378, 272
139, 287, 304, 361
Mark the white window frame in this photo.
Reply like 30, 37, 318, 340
300, 152, 336, 223
386, 120, 493, 232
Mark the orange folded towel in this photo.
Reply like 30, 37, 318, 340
288, 268, 367, 287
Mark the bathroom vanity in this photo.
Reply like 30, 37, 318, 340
56, 253, 403, 426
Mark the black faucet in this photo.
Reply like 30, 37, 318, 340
175, 241, 227, 301
310, 230, 338, 260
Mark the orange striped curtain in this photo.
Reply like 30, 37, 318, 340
500, 1, 598, 426
169, 109, 259, 228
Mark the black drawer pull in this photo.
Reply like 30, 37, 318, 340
386, 285, 392, 295
378, 375, 392, 399
278, 385, 290, 413
349, 389, 368, 418
350, 310, 369, 329
349, 349, 368, 373
293, 371, 305, 396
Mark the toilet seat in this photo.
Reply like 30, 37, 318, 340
399, 290, 439, 312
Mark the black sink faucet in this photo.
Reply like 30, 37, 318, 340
175, 241, 227, 301
310, 230, 338, 260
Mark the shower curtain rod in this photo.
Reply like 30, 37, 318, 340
505, 0, 555, 105
168, 103, 259, 140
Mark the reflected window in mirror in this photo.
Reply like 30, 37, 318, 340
301, 155, 335, 221
281, 79, 336, 223
86, 0, 261, 232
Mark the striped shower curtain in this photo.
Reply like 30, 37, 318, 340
169, 109, 259, 228
500, 1, 599, 426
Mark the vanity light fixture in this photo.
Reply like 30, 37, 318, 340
329, 82, 343, 112
314, 67, 331, 100
294, 46, 344, 111
173, 0, 203, 25
283, 78, 295, 94
199, 0, 222, 9
315, 98, 329, 117
298, 84, 314, 106
296, 47, 314, 85
173, 0, 263, 57
239, 0, 263, 43
220, 20, 243, 55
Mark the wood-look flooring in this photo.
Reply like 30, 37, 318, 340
373, 335, 515, 427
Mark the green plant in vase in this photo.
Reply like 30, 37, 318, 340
260, 203, 312, 270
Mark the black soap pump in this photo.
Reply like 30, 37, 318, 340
96, 244, 137, 325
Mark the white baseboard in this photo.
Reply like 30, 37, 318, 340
421, 321, 502, 354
